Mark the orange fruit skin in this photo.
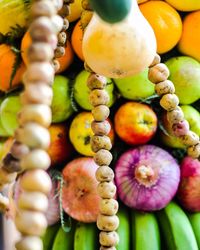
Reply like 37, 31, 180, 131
0, 45, 25, 92
71, 20, 84, 61
178, 11, 200, 62
139, 1, 182, 54
21, 31, 74, 73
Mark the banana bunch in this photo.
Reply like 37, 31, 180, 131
41, 201, 200, 250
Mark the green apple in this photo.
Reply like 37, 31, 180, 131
113, 68, 155, 100
51, 75, 74, 123
165, 56, 200, 104
160, 131, 186, 149
181, 105, 200, 136
0, 97, 9, 137
74, 70, 116, 110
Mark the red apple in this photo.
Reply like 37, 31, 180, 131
114, 102, 157, 145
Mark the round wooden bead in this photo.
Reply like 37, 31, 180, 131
100, 199, 119, 216
58, 31, 67, 46
15, 123, 50, 150
99, 231, 119, 247
94, 149, 113, 166
15, 210, 47, 236
2, 153, 21, 173
27, 42, 54, 63
91, 120, 111, 136
97, 182, 116, 199
17, 191, 48, 212
96, 166, 114, 182
87, 74, 107, 90
54, 46, 65, 58
0, 193, 9, 212
31, 0, 56, 18
20, 149, 51, 171
18, 104, 52, 128
92, 105, 110, 122
91, 135, 112, 152
160, 94, 179, 111
62, 18, 70, 31
167, 107, 184, 124
97, 214, 119, 231
180, 131, 199, 146
171, 120, 190, 137
52, 59, 61, 73
15, 236, 43, 250
187, 143, 200, 159
148, 63, 170, 84
23, 62, 54, 85
0, 167, 17, 185
149, 54, 161, 67
59, 4, 71, 17
89, 89, 110, 106
155, 80, 175, 96
20, 169, 52, 195
10, 141, 30, 160
50, 15, 64, 33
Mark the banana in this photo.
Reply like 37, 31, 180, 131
157, 201, 198, 250
74, 222, 99, 250
131, 210, 160, 250
42, 223, 60, 250
52, 224, 75, 250
187, 212, 200, 248
116, 205, 130, 250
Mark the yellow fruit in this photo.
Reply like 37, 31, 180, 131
178, 11, 200, 62
140, 1, 182, 54
165, 0, 200, 11
67, 0, 83, 22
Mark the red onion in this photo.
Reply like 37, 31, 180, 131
177, 156, 200, 212
115, 145, 180, 211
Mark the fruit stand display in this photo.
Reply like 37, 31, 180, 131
0, 0, 200, 250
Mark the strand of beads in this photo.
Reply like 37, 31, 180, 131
87, 72, 119, 250
148, 54, 200, 160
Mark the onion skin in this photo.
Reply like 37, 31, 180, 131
115, 145, 180, 211
177, 156, 200, 212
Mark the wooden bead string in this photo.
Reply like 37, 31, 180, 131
149, 54, 200, 159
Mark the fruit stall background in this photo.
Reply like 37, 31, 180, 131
1, 0, 200, 249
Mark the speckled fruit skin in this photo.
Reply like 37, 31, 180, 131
114, 102, 157, 145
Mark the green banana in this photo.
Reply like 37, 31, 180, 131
52, 224, 75, 250
157, 201, 198, 250
42, 223, 60, 250
116, 205, 130, 250
74, 222, 99, 250
187, 212, 200, 248
131, 210, 160, 250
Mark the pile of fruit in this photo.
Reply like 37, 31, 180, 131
1, 0, 200, 249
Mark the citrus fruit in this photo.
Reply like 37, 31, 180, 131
165, 0, 200, 12
67, 0, 83, 22
71, 20, 84, 61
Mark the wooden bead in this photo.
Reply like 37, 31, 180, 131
15, 210, 47, 236
149, 54, 161, 67
20, 149, 51, 171
58, 31, 67, 46
15, 123, 50, 150
2, 153, 21, 173
0, 193, 9, 212
97, 214, 119, 231
51, 15, 64, 33
17, 191, 48, 212
20, 169, 52, 195
148, 63, 170, 84
62, 18, 69, 31
94, 149, 113, 166
18, 104, 52, 128
23, 62, 54, 85
160, 94, 179, 111
87, 74, 107, 90
92, 105, 110, 122
97, 182, 116, 199
11, 141, 30, 160
15, 236, 43, 250
27, 42, 54, 63
91, 120, 111, 136
52, 59, 61, 73
89, 89, 110, 106
54, 46, 65, 58
96, 166, 114, 182
171, 120, 190, 137
100, 199, 118, 216
167, 107, 184, 124
0, 167, 17, 185
91, 135, 112, 152
155, 80, 175, 95
187, 143, 200, 159
180, 131, 199, 146
99, 231, 119, 247
59, 4, 71, 17
31, 0, 56, 18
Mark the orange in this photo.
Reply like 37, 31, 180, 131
0, 45, 25, 92
178, 10, 200, 62
139, 1, 182, 54
71, 20, 84, 61
21, 31, 74, 73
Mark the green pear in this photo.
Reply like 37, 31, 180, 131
165, 56, 200, 104
74, 70, 116, 110
51, 75, 74, 123
113, 68, 155, 100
